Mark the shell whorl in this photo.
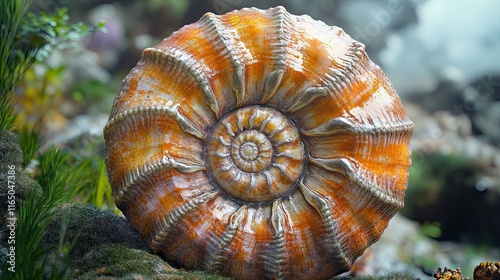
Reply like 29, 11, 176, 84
104, 6, 414, 280
206, 106, 305, 203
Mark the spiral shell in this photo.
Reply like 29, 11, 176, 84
104, 6, 414, 280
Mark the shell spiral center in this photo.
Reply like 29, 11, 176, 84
231, 130, 272, 172
206, 106, 305, 203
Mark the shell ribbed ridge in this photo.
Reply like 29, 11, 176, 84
142, 47, 220, 119
260, 7, 292, 104
299, 181, 351, 270
263, 201, 286, 279
202, 205, 247, 271
303, 116, 415, 137
199, 13, 249, 107
321, 41, 367, 108
115, 154, 205, 206
261, 69, 285, 105
114, 157, 169, 206
308, 157, 404, 208
286, 86, 329, 114
150, 191, 218, 251
104, 101, 205, 140
270, 6, 292, 70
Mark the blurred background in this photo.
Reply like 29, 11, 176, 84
14, 0, 500, 278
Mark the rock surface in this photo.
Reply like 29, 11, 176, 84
0, 130, 41, 217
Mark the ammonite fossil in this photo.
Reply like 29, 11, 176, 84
104, 6, 414, 280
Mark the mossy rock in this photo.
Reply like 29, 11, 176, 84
75, 244, 174, 279
0, 130, 41, 212
41, 204, 237, 279
44, 203, 149, 259
333, 272, 417, 280
0, 130, 41, 249
75, 244, 233, 279
0, 130, 24, 167
75, 244, 411, 280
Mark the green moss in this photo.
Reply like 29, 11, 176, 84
2, 145, 73, 279
168, 270, 235, 280
44, 204, 149, 260
333, 271, 417, 280
0, 130, 41, 244
0, 130, 41, 205
76, 244, 173, 279
17, 125, 41, 167
75, 244, 233, 279
0, 130, 22, 165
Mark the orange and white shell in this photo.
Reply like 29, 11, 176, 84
104, 6, 414, 280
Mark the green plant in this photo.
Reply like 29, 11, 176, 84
1, 0, 36, 132
1, 3, 105, 95
13, 7, 106, 126
17, 124, 41, 167
0, 95, 18, 130
92, 158, 115, 210
20, 8, 105, 61
67, 156, 117, 211
3, 147, 72, 279
2, 140, 117, 278
64, 137, 118, 212
1, 1, 105, 129
2, 3, 108, 278
0, 0, 35, 96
